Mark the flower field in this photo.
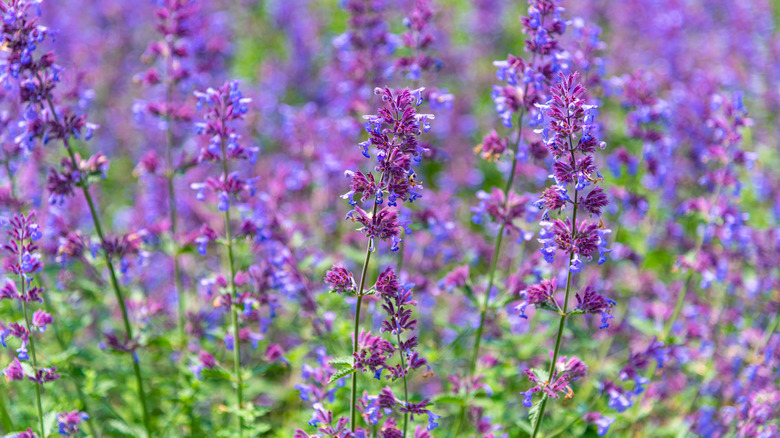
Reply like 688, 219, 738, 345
0, 0, 777, 437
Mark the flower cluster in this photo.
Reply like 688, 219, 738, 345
352, 329, 394, 379
582, 411, 615, 437
375, 267, 428, 379
342, 86, 433, 252
57, 410, 89, 437
295, 348, 348, 405
324, 265, 357, 295
295, 403, 355, 438
516, 278, 557, 319
0, 0, 98, 151
394, 0, 438, 81
201, 264, 279, 350
574, 284, 616, 329
333, 0, 395, 95
471, 187, 534, 238
191, 81, 257, 211
534, 72, 611, 272
490, 0, 568, 128
46, 152, 110, 205
135, 0, 197, 125
371, 386, 440, 432
0, 214, 49, 363
520, 355, 587, 407
473, 130, 508, 162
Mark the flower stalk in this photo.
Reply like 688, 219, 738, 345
45, 96, 153, 437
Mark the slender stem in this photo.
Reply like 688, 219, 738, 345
470, 222, 506, 373
163, 39, 187, 350
21, 299, 45, 438
0, 382, 12, 434
18, 239, 44, 438
452, 405, 465, 438
396, 332, 410, 438
628, 181, 726, 425
349, 164, 386, 431
350, 219, 377, 431
459, 74, 534, 437
42, 286, 101, 438
218, 137, 243, 437
532, 127, 580, 437
531, 190, 578, 438
757, 305, 780, 356
43, 95, 152, 437
350, 291, 366, 432
470, 104, 527, 374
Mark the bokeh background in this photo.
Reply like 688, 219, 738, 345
0, 0, 778, 437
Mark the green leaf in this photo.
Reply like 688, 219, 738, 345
200, 367, 234, 381
530, 368, 548, 380
516, 419, 534, 434
537, 301, 561, 313
44, 410, 57, 437
49, 347, 80, 365
328, 367, 356, 384
20, 362, 35, 378
107, 420, 144, 437
250, 363, 273, 376
327, 356, 354, 367
460, 284, 478, 306
248, 423, 272, 435
529, 395, 548, 428
433, 395, 466, 406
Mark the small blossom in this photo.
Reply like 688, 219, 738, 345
324, 265, 356, 294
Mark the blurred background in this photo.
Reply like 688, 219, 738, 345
0, 0, 778, 437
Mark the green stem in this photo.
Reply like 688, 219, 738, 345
0, 382, 12, 433
470, 222, 506, 374
628, 181, 725, 425
531, 127, 581, 437
531, 189, 579, 438
219, 138, 244, 437
350, 294, 364, 432
350, 166, 386, 432
19, 239, 44, 437
21, 299, 45, 438
758, 306, 780, 356
351, 229, 376, 432
460, 77, 533, 438
396, 332, 410, 438
470, 104, 527, 374
43, 288, 101, 438
163, 40, 187, 350
44, 95, 152, 437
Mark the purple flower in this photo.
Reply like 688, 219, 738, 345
516, 278, 557, 319
582, 186, 609, 217
324, 265, 356, 294
57, 410, 89, 436
474, 130, 508, 162
438, 265, 469, 292
3, 358, 24, 381
575, 284, 616, 329
347, 206, 402, 250
602, 381, 633, 413
31, 309, 52, 333
583, 412, 615, 436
